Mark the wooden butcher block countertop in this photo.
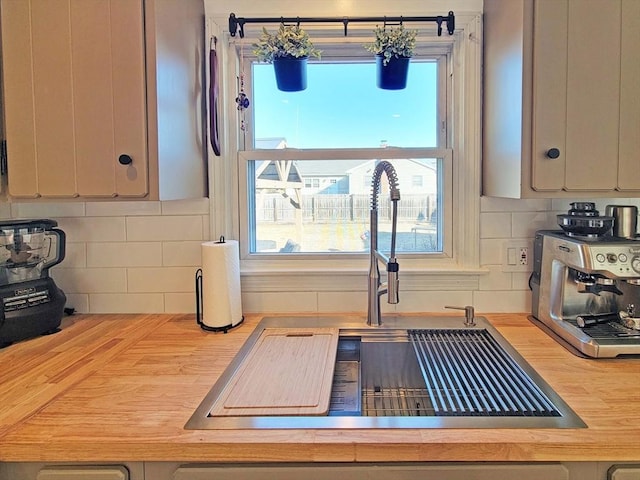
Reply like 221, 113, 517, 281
0, 312, 639, 463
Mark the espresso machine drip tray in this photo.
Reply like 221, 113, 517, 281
569, 317, 640, 340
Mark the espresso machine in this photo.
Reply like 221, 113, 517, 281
531, 204, 640, 358
0, 219, 66, 347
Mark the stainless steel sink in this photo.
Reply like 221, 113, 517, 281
185, 316, 586, 429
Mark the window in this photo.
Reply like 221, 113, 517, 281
225, 17, 482, 275
240, 58, 450, 257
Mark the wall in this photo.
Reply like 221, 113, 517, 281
3, 194, 638, 315
1, 0, 637, 315
0, 199, 209, 314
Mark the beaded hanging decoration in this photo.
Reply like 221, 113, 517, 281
235, 36, 250, 133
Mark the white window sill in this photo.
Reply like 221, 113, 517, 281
240, 261, 489, 293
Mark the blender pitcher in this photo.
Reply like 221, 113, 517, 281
0, 220, 66, 285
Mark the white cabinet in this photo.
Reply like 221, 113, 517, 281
0, 0, 207, 201
483, 0, 640, 198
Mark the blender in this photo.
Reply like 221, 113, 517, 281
0, 219, 66, 347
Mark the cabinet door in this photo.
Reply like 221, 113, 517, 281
531, 0, 568, 191
563, 0, 620, 191
1, 0, 148, 199
71, 0, 148, 198
617, 0, 640, 191
532, 0, 623, 193
2, 0, 76, 198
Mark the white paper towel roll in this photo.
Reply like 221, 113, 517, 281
201, 239, 243, 330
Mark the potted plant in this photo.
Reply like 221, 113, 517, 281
253, 24, 321, 92
365, 24, 417, 90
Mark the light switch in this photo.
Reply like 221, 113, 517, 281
503, 239, 534, 272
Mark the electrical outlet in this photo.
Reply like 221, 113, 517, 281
503, 240, 533, 272
519, 247, 529, 265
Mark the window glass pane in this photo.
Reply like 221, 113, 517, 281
249, 157, 442, 254
252, 61, 439, 149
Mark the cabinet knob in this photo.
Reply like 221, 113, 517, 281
118, 154, 133, 165
546, 148, 560, 159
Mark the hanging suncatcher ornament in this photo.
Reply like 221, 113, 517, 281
236, 37, 250, 133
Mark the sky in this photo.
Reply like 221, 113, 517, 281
251, 61, 439, 149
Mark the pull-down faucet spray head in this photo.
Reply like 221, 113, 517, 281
367, 161, 401, 327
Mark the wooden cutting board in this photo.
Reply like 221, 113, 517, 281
209, 327, 339, 416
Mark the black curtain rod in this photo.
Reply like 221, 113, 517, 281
228, 12, 455, 38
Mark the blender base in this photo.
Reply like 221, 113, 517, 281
0, 278, 66, 348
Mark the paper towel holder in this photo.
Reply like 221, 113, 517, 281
195, 236, 245, 333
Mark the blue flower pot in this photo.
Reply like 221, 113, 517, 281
273, 56, 308, 92
376, 55, 410, 90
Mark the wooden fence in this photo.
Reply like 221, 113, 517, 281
256, 194, 437, 223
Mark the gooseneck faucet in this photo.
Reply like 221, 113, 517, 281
367, 161, 401, 327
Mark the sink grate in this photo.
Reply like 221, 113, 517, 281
362, 387, 435, 416
409, 329, 561, 417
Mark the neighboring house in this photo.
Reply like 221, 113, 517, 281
295, 160, 365, 194
347, 159, 437, 196
255, 139, 437, 197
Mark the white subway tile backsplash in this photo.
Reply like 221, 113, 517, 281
125, 216, 204, 241
10, 189, 636, 314
478, 265, 512, 290
63, 294, 89, 314
479, 238, 503, 266
53, 267, 127, 293
395, 290, 473, 313
56, 217, 127, 242
317, 291, 368, 312
165, 293, 197, 313
0, 203, 11, 218
481, 197, 550, 213
162, 241, 203, 266
89, 293, 164, 313
480, 212, 511, 238
472, 289, 531, 313
161, 198, 210, 215
512, 211, 554, 238
11, 202, 86, 218
127, 267, 197, 293
512, 271, 533, 290
62, 243, 87, 268
86, 201, 161, 217
87, 242, 162, 267
201, 214, 211, 240
241, 292, 318, 313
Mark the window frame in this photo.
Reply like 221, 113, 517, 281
238, 148, 453, 263
239, 47, 452, 257
216, 15, 483, 279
